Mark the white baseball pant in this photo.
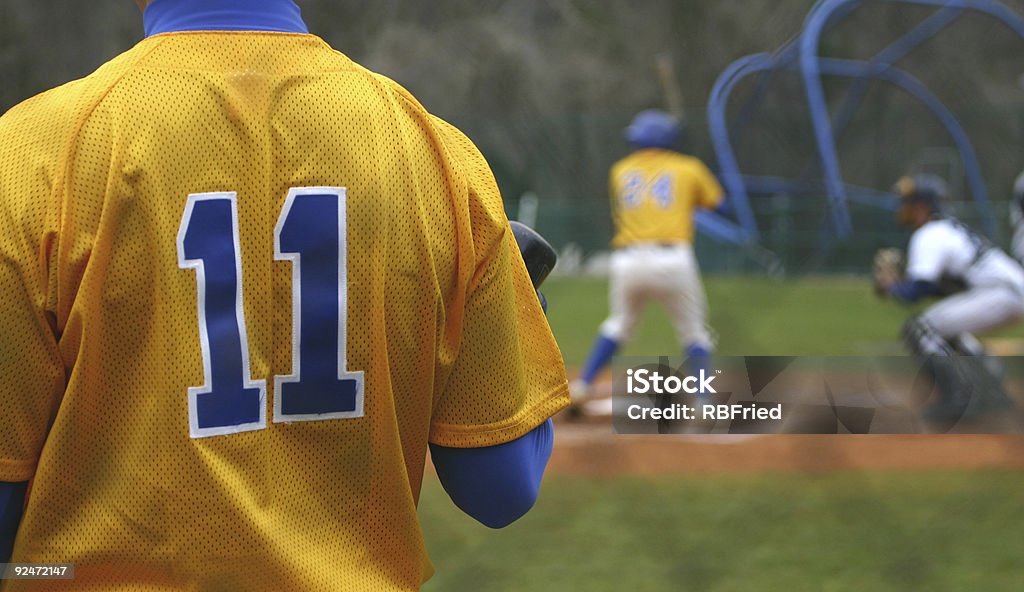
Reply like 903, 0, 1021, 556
921, 284, 1024, 338
598, 244, 712, 348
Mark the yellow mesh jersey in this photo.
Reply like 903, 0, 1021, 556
609, 148, 724, 248
0, 32, 568, 591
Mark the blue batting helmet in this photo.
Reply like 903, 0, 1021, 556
625, 110, 682, 150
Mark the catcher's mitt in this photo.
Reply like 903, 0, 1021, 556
872, 248, 904, 297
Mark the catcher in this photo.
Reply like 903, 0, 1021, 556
874, 174, 1024, 421
872, 175, 1024, 419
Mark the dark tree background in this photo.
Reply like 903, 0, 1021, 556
3, 1, 1024, 266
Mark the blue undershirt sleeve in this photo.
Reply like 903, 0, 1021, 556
0, 481, 28, 563
889, 279, 942, 303
429, 418, 554, 529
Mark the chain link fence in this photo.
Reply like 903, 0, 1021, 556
461, 103, 1024, 276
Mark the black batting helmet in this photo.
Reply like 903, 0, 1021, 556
895, 174, 948, 212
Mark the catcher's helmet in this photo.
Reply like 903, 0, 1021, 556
625, 110, 681, 150
1012, 171, 1024, 226
895, 174, 948, 213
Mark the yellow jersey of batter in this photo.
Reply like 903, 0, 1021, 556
0, 31, 568, 591
609, 148, 724, 248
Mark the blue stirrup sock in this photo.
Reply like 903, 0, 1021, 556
685, 344, 713, 376
579, 335, 620, 385
686, 344, 713, 403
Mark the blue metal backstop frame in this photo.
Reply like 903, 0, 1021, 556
704, 0, 1024, 246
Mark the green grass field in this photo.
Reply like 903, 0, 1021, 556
542, 275, 1024, 364
418, 275, 1024, 591
420, 471, 1024, 591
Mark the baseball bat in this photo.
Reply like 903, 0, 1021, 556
510, 220, 557, 289
656, 53, 685, 121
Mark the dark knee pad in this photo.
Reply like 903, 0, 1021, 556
903, 317, 972, 409
902, 316, 954, 357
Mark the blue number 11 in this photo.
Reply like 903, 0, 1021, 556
178, 187, 365, 439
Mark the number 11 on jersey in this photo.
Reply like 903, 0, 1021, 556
177, 187, 365, 439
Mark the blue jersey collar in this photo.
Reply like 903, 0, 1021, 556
144, 0, 309, 37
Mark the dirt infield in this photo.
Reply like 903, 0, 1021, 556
550, 414, 1024, 475
551, 361, 1024, 476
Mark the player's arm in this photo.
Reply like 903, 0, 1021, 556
429, 419, 553, 528
427, 118, 569, 525
692, 159, 726, 211
888, 228, 946, 303
888, 279, 942, 303
0, 104, 68, 559
0, 482, 28, 562
429, 219, 565, 529
430, 221, 559, 528
608, 166, 624, 232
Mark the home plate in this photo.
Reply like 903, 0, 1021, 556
582, 397, 615, 416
